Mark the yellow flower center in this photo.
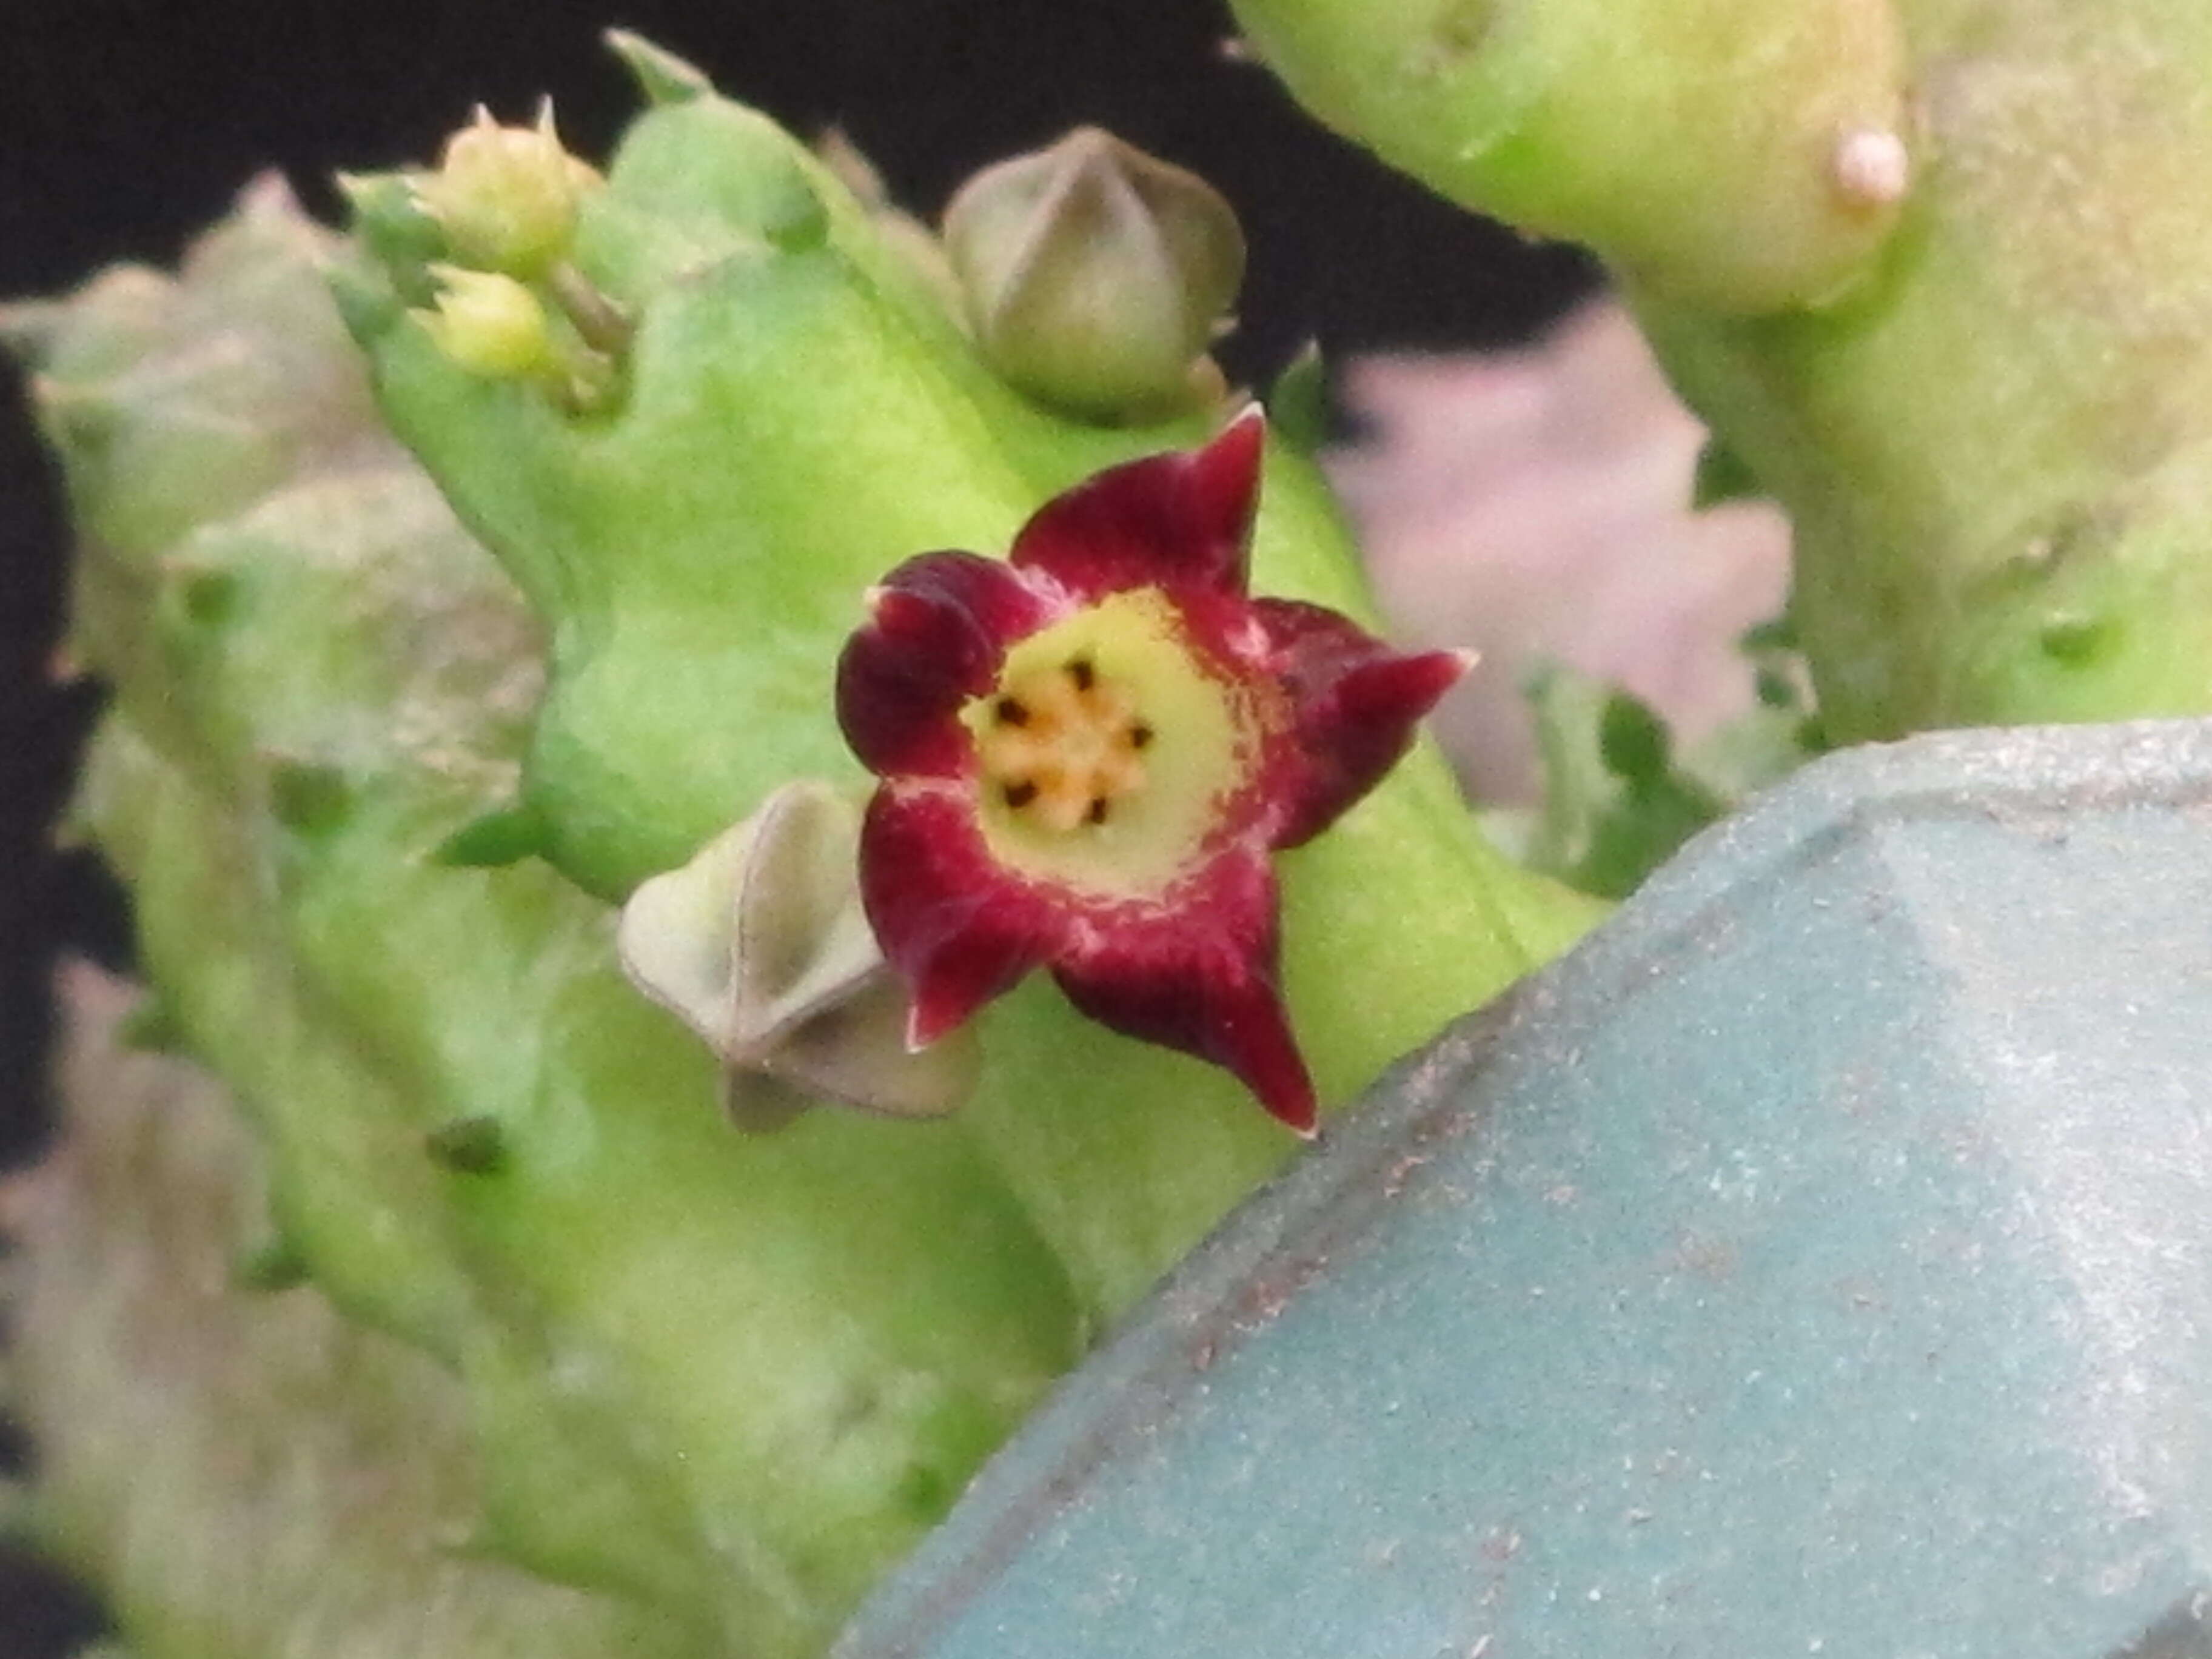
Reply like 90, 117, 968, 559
974, 655, 1155, 834
961, 587, 1250, 897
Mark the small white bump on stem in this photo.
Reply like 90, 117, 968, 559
1831, 128, 1911, 209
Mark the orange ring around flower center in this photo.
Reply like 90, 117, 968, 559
962, 587, 1248, 897
974, 655, 1156, 833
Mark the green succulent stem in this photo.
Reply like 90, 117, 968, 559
341, 45, 1603, 1313
15, 965, 705, 1659
16, 51, 1601, 1654
81, 720, 1078, 1650
1229, 0, 2212, 740
25, 184, 1074, 1654
1228, 0, 1909, 312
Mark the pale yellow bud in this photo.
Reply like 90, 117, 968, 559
943, 127, 1245, 423
414, 267, 552, 378
412, 102, 600, 278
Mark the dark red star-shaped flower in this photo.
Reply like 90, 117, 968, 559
835, 408, 1467, 1134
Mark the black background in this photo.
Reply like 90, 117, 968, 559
0, 1, 1592, 1648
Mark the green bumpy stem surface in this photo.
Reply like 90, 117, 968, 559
28, 185, 1079, 1658
21, 101, 1596, 1652
1230, 0, 2212, 742
1228, 0, 1909, 312
12, 963, 703, 1659
343, 45, 1602, 1317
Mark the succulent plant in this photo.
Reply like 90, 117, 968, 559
324, 33, 1600, 1312
5, 33, 1599, 1659
12, 168, 1085, 1658
27, 4, 2202, 1651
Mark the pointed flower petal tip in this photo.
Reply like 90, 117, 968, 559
1346, 646, 1475, 725
617, 781, 979, 1124
1010, 407, 1266, 600
1209, 401, 1268, 478
839, 421, 1438, 1131
1188, 401, 1267, 566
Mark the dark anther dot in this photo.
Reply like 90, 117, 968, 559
1085, 797, 1111, 826
1128, 723, 1153, 749
994, 696, 1030, 726
1067, 658, 1096, 692
1003, 780, 1039, 809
